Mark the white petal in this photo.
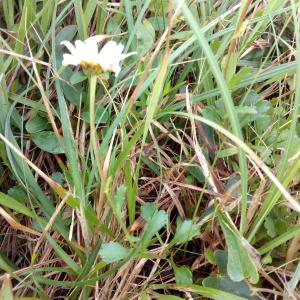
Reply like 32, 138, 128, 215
75, 38, 100, 62
121, 51, 137, 60
85, 35, 106, 45
61, 54, 80, 66
61, 41, 77, 55
99, 41, 122, 57
84, 38, 101, 59
75, 40, 86, 54
97, 42, 122, 72
112, 63, 121, 75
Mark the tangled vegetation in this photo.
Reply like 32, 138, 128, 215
0, 0, 300, 299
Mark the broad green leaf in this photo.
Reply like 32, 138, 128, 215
51, 172, 65, 185
170, 219, 200, 245
99, 242, 131, 263
173, 265, 193, 285
106, 17, 122, 35
25, 115, 51, 133
217, 212, 259, 284
214, 250, 227, 275
205, 250, 258, 299
61, 80, 83, 106
141, 204, 168, 249
264, 216, 276, 238
203, 276, 259, 300
55, 25, 77, 45
204, 248, 216, 265
31, 131, 64, 154
70, 71, 87, 85
141, 202, 157, 222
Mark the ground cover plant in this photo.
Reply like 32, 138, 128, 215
0, 0, 300, 299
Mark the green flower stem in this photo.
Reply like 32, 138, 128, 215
89, 74, 105, 215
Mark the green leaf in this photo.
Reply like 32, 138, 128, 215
136, 19, 155, 56
82, 105, 109, 124
159, 284, 248, 300
173, 265, 193, 285
7, 186, 28, 204
217, 212, 259, 284
203, 276, 259, 300
99, 242, 131, 263
55, 25, 77, 45
228, 67, 254, 89
109, 185, 127, 232
51, 172, 65, 185
214, 250, 227, 276
0, 192, 34, 218
70, 71, 87, 85
0, 251, 16, 274
236, 106, 257, 116
224, 52, 239, 82
141, 204, 168, 249
261, 254, 272, 265
204, 248, 216, 265
141, 202, 157, 222
113, 185, 126, 215
204, 250, 259, 300
171, 219, 200, 245
61, 81, 83, 106
187, 166, 205, 183
25, 115, 51, 133
31, 131, 64, 154
264, 216, 276, 238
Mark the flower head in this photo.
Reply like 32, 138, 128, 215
61, 35, 136, 76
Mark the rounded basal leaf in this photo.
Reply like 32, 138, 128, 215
55, 25, 77, 45
26, 114, 51, 133
203, 276, 259, 300
31, 131, 64, 154
173, 265, 193, 285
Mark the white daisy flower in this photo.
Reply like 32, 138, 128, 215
61, 35, 136, 75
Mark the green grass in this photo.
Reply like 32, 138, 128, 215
0, 0, 300, 299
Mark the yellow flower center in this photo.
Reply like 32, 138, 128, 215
80, 61, 103, 74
